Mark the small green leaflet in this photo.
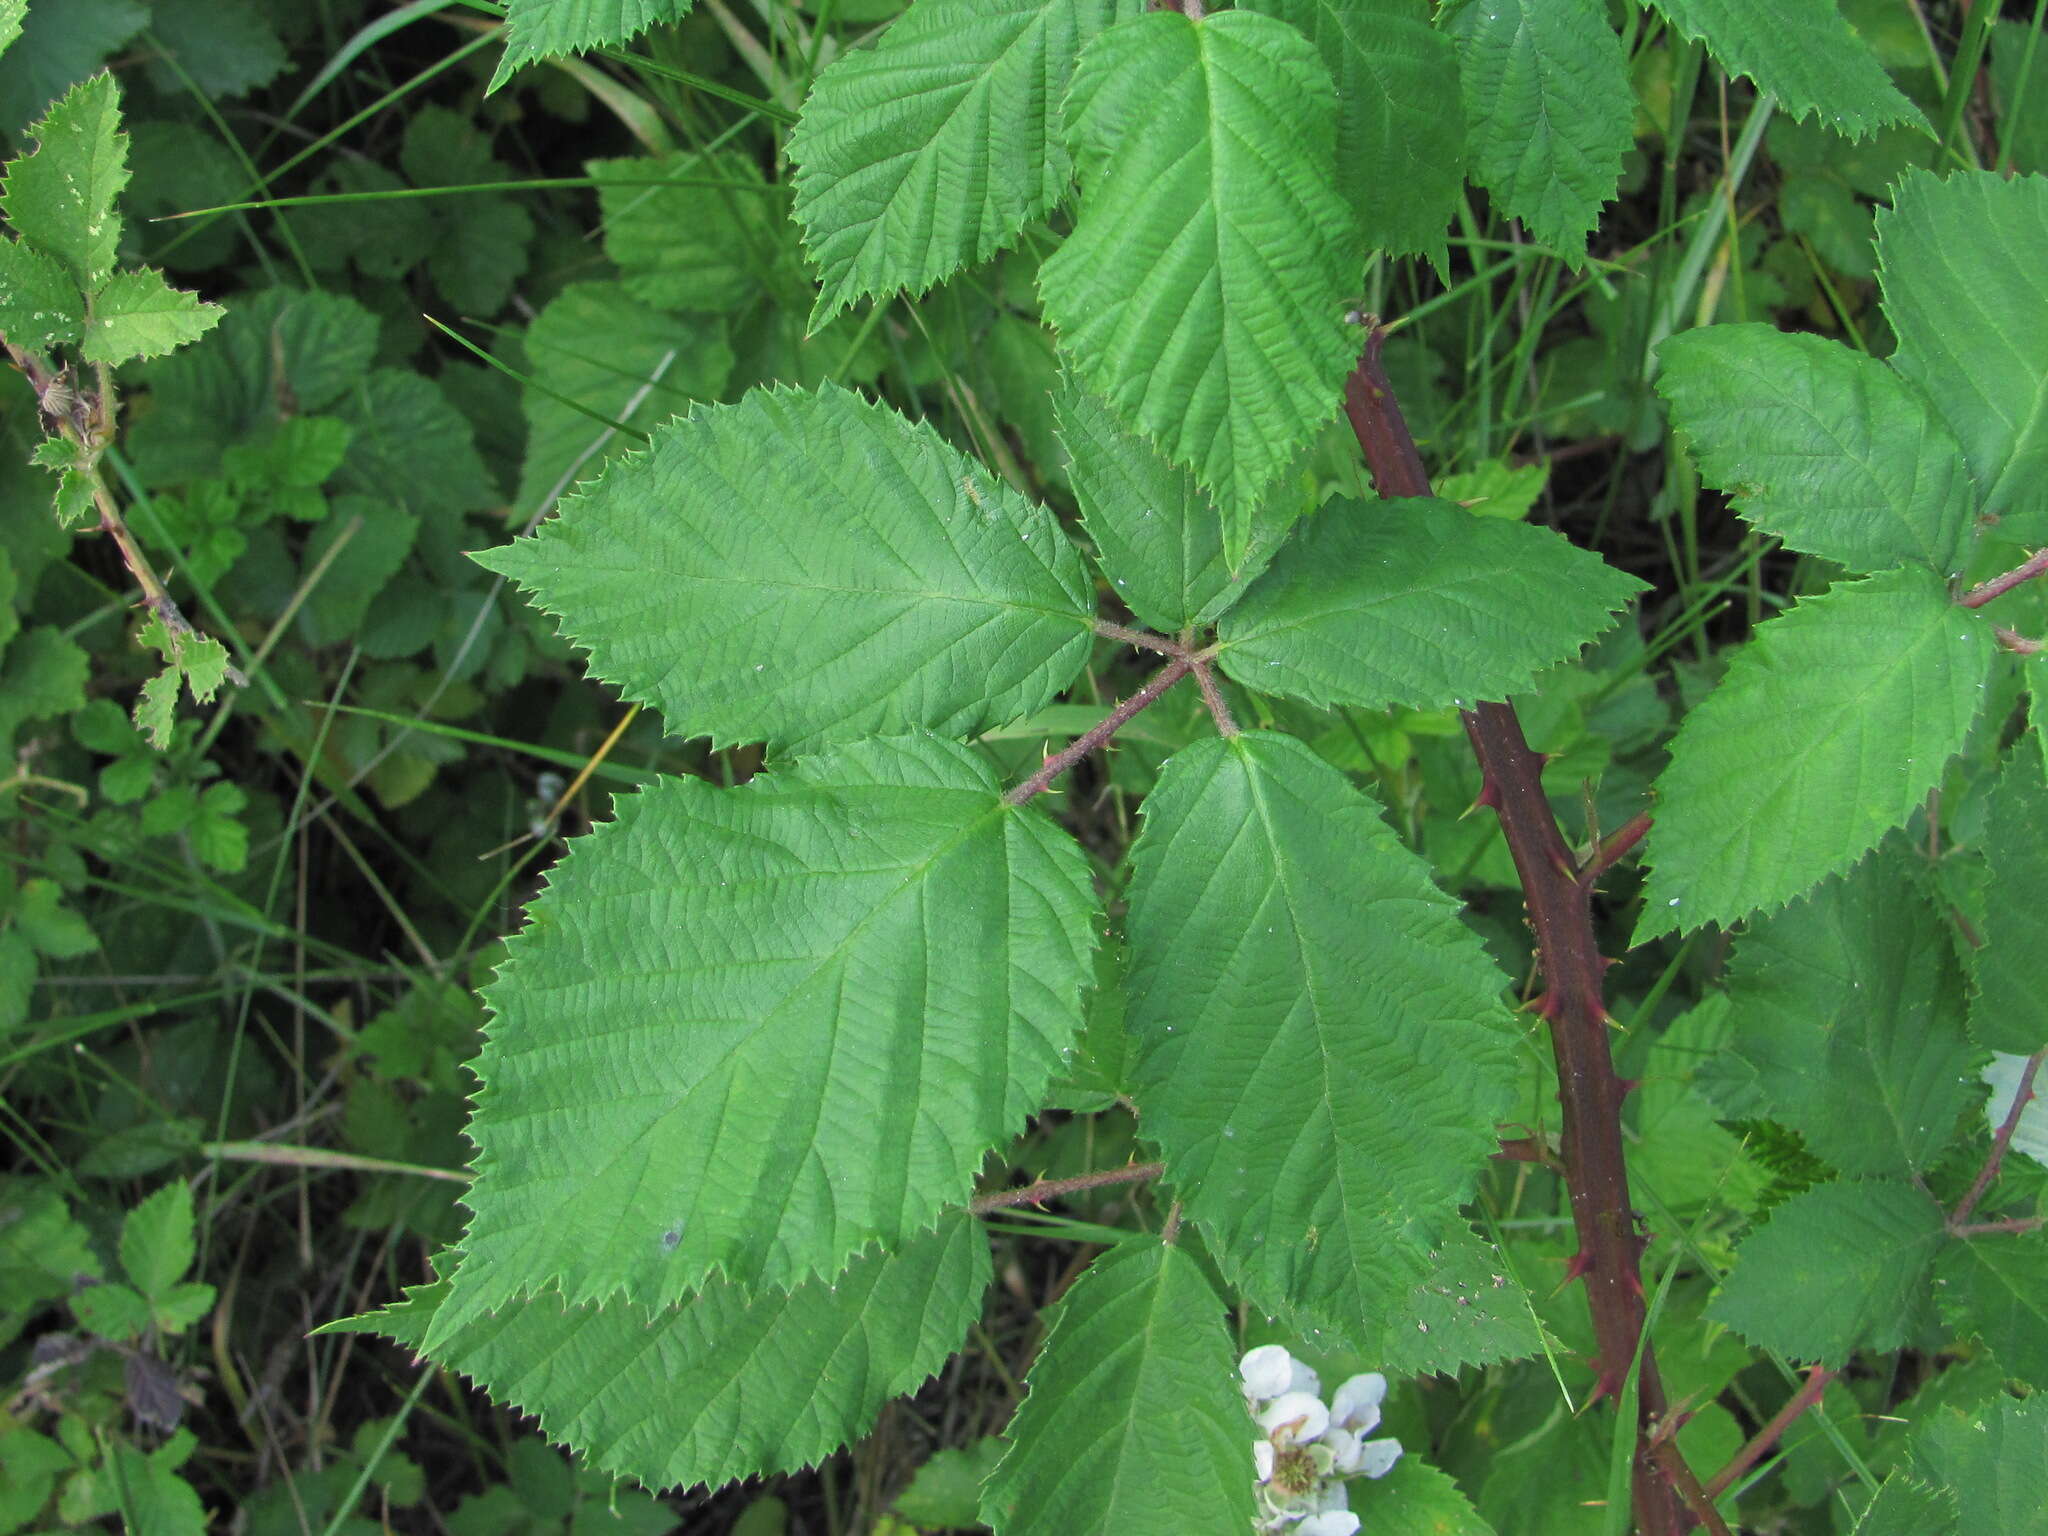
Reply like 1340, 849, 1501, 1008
1969, 755, 2048, 1054
1850, 1475, 1958, 1536
791, 0, 1131, 326
0, 236, 79, 351
1878, 170, 2048, 540
1933, 1236, 2048, 1387
1636, 566, 1990, 937
1910, 1393, 2048, 1532
1643, 0, 1925, 137
1237, 0, 1463, 267
1215, 497, 1646, 713
476, 384, 1095, 752
0, 71, 127, 289
488, 0, 696, 92
81, 267, 222, 365
335, 1215, 989, 1492
979, 1241, 1256, 1535
1655, 324, 1972, 575
591, 148, 773, 315
1709, 1179, 1944, 1364
1444, 0, 1631, 258
428, 735, 1095, 1345
1123, 732, 1520, 1351
1718, 847, 1975, 1178
1041, 10, 1358, 521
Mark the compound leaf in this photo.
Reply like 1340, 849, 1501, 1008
1656, 324, 1972, 574
1444, 0, 1631, 258
1644, 0, 1925, 136
1238, 0, 1462, 265
1040, 10, 1357, 519
1216, 498, 1646, 712
490, 0, 695, 91
1124, 732, 1521, 1355
1934, 1235, 2048, 1387
1970, 754, 2048, 1054
1710, 1179, 1944, 1364
1, 71, 126, 289
337, 1214, 989, 1492
1637, 566, 1990, 936
429, 735, 1095, 1342
80, 267, 222, 365
476, 384, 1095, 752
1878, 170, 2048, 539
980, 1241, 1255, 1535
1720, 847, 1975, 1178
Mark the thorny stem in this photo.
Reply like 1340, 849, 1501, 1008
1094, 618, 1188, 657
1959, 547, 2048, 608
1004, 656, 1193, 804
1191, 656, 1238, 736
1343, 323, 1688, 1536
1948, 1044, 2047, 1230
1581, 813, 1654, 888
970, 1162, 1165, 1213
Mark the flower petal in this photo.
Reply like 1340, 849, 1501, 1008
1297, 1513, 1361, 1536
1329, 1372, 1387, 1431
1258, 1390, 1330, 1443
1241, 1344, 1296, 1401
1354, 1437, 1404, 1479
1253, 1440, 1275, 1482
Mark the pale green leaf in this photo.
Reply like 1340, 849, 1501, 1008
1372, 1457, 1498, 1536
80, 267, 222, 365
790, 0, 1129, 324
476, 384, 1094, 751
1934, 1235, 2048, 1387
1216, 498, 1646, 712
134, 669, 180, 749
1851, 1474, 1957, 1536
430, 736, 1095, 1340
1656, 324, 1972, 574
1971, 755, 2048, 1053
0, 235, 79, 350
1911, 1394, 2048, 1533
1124, 732, 1521, 1355
515, 282, 733, 513
592, 149, 775, 314
1041, 10, 1358, 518
1644, 0, 1925, 135
339, 1215, 989, 1492
1637, 567, 1991, 936
0, 1, 21, 61
119, 1181, 196, 1299
980, 1241, 1256, 1536
1709, 1179, 1943, 1364
1878, 170, 2048, 539
9, 879, 96, 959
72, 1280, 151, 1340
1349, 1223, 1541, 1376
1239, 0, 1462, 265
0, 71, 127, 289
1056, 382, 1283, 632
1721, 847, 1975, 1177
490, 0, 695, 91
1445, 0, 1631, 257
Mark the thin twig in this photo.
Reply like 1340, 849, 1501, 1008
1580, 813, 1654, 887
1959, 548, 2048, 608
970, 1162, 1165, 1213
1191, 657, 1238, 736
1949, 1044, 2047, 1229
1094, 619, 1187, 657
1004, 657, 1193, 804
1705, 1364, 1836, 1500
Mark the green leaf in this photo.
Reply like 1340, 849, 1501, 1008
979, 1241, 1256, 1535
0, 235, 80, 350
334, 369, 496, 515
80, 266, 222, 364
490, 0, 696, 91
476, 384, 1094, 751
1056, 382, 1283, 632
1237, 0, 1462, 265
1877, 170, 2048, 539
150, 1279, 216, 1335
1217, 498, 1646, 712
119, 1181, 197, 1298
1041, 10, 1358, 518
0, 626, 88, 752
1124, 732, 1521, 1356
1656, 324, 1972, 574
1851, 1473, 1957, 1536
432, 736, 1095, 1337
0, 71, 127, 289
1352, 1223, 1542, 1376
1992, 20, 2048, 176
1372, 1457, 1499, 1536
349, 1214, 990, 1490
1720, 847, 1975, 1177
0, 1, 21, 60
1636, 566, 1990, 936
1912, 1394, 2048, 1534
296, 497, 419, 648
145, 0, 288, 99
790, 0, 1129, 325
593, 149, 776, 315
513, 281, 733, 514
1643, 0, 1924, 135
71, 1280, 151, 1341
1934, 1235, 2048, 1387
1709, 1179, 1944, 1364
1971, 756, 2048, 1053
10, 878, 98, 959
893, 1440, 1005, 1527
0, 0, 143, 138
1444, 0, 1632, 257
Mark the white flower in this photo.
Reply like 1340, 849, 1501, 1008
1320, 1428, 1362, 1474
1253, 1441, 1276, 1482
1241, 1344, 1296, 1402
1296, 1514, 1360, 1536
1329, 1372, 1386, 1433
1258, 1390, 1330, 1444
1353, 1438, 1404, 1479
1287, 1356, 1323, 1398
